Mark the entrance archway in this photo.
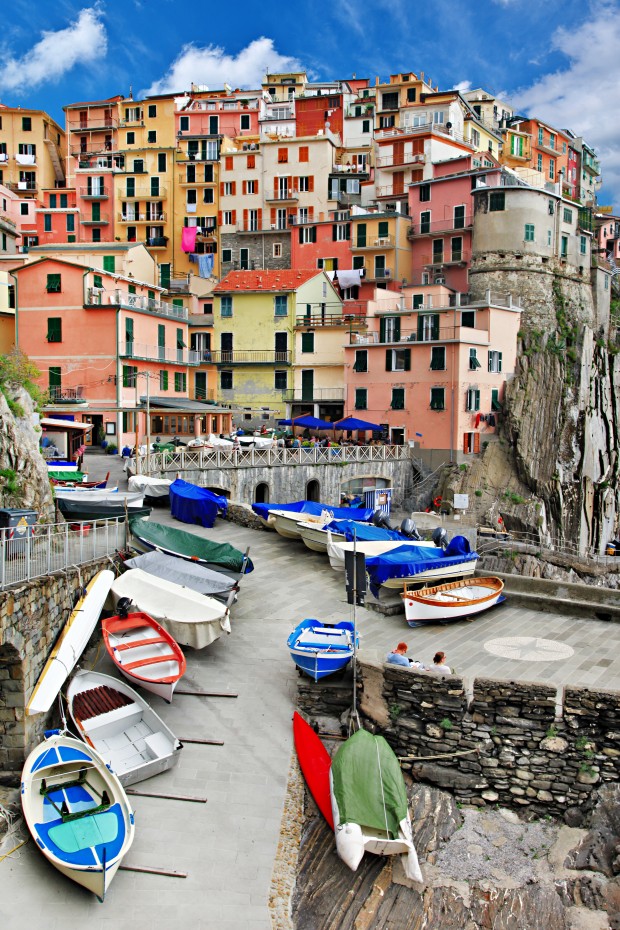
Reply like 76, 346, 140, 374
255, 482, 270, 504
306, 479, 320, 502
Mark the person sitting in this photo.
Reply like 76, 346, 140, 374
428, 651, 452, 675
386, 642, 412, 667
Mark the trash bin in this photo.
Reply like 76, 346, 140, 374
0, 508, 38, 556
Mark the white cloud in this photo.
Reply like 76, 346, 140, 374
453, 80, 472, 93
142, 37, 304, 97
0, 7, 107, 93
513, 3, 620, 202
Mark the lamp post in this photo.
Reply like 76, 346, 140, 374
136, 370, 152, 475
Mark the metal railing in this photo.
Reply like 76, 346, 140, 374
118, 212, 167, 223
85, 288, 188, 321
281, 387, 345, 401
407, 217, 473, 236
79, 186, 109, 198
130, 443, 411, 476
0, 518, 126, 591
119, 342, 199, 365
210, 350, 292, 365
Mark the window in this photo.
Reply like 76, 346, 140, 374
510, 134, 524, 157
66, 214, 75, 232
471, 128, 480, 148
240, 114, 250, 131
362, 119, 370, 133
126, 132, 135, 145
92, 229, 101, 243
22, 117, 32, 131
385, 348, 411, 371
220, 370, 233, 390
417, 313, 439, 341
157, 153, 166, 172
407, 87, 416, 102
419, 184, 431, 202
538, 127, 544, 146
274, 370, 287, 390
273, 243, 282, 258
222, 211, 233, 225
20, 203, 29, 216
47, 318, 62, 342
299, 226, 316, 244
548, 200, 555, 215
391, 388, 405, 410
332, 223, 350, 242
430, 346, 446, 370
174, 372, 187, 393
49, 194, 57, 208
469, 348, 481, 370
580, 235, 587, 255
451, 237, 463, 262
466, 387, 481, 412
123, 365, 138, 388
301, 332, 314, 353
101, 256, 115, 273
413, 294, 424, 309
221, 296, 233, 317
44, 214, 52, 232
46, 273, 61, 293
223, 182, 233, 196
549, 158, 555, 179
489, 191, 505, 211
278, 147, 288, 163
379, 115, 395, 129
147, 130, 157, 143
547, 229, 552, 246
549, 133, 555, 150
355, 388, 367, 410
561, 235, 568, 258
203, 189, 214, 204
430, 387, 445, 410
246, 179, 257, 194
563, 207, 573, 224
148, 104, 157, 118
179, 115, 189, 132
537, 154, 543, 172
299, 146, 309, 162
432, 239, 443, 263
454, 205, 465, 229
354, 350, 368, 372
488, 350, 502, 373
93, 274, 103, 289
491, 388, 501, 411
48, 367, 61, 395
524, 224, 535, 242
274, 295, 288, 316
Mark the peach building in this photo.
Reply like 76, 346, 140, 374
345, 284, 522, 463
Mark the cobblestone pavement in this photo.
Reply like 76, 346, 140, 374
2, 450, 620, 929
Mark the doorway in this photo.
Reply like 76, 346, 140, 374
83, 414, 103, 446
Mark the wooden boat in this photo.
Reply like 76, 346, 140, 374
122, 549, 239, 603
329, 727, 422, 882
287, 619, 357, 681
26, 570, 115, 716
110, 569, 233, 650
21, 730, 135, 900
67, 670, 182, 785
401, 576, 505, 626
293, 712, 334, 828
128, 516, 254, 576
101, 605, 187, 702
51, 472, 109, 489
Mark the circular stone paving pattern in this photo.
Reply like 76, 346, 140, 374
484, 637, 574, 662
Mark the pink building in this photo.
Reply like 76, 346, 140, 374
596, 213, 620, 265
344, 284, 522, 463
35, 189, 80, 246
14, 256, 208, 448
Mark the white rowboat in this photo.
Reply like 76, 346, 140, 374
402, 576, 505, 625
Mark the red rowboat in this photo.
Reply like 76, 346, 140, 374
101, 602, 186, 702
293, 711, 334, 828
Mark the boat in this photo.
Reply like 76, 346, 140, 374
327, 532, 430, 572
66, 670, 182, 785
122, 549, 240, 603
47, 470, 88, 484
287, 619, 358, 681
20, 730, 135, 900
46, 460, 79, 471
51, 472, 110, 489
109, 569, 233, 650
101, 603, 187, 702
58, 499, 151, 522
127, 475, 172, 502
293, 712, 334, 828
252, 500, 374, 532
169, 478, 228, 528
329, 727, 423, 882
365, 536, 479, 596
53, 487, 121, 501
271, 508, 336, 540
401, 576, 505, 626
128, 516, 254, 575
26, 570, 115, 716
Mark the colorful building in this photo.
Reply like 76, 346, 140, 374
0, 104, 66, 201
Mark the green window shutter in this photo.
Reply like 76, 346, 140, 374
431, 315, 439, 340
385, 349, 392, 371
355, 388, 367, 409
417, 316, 424, 340
332, 225, 338, 241
148, 290, 155, 300
176, 327, 184, 348
46, 273, 61, 293
491, 389, 500, 411
158, 324, 165, 360
44, 214, 52, 232
301, 332, 314, 353
128, 284, 136, 294
92, 202, 101, 222
66, 214, 75, 232
174, 373, 181, 392
60, 194, 67, 208
47, 318, 62, 342
122, 365, 133, 387
125, 317, 134, 347
49, 366, 61, 390
103, 256, 115, 273
93, 274, 102, 289
378, 221, 388, 238
299, 227, 304, 244
357, 223, 366, 247
379, 317, 386, 342
391, 388, 404, 409
498, 352, 502, 373
393, 317, 401, 342
488, 351, 492, 372
404, 349, 411, 371
160, 370, 168, 391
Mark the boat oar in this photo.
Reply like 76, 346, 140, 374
120, 864, 187, 879
126, 788, 207, 803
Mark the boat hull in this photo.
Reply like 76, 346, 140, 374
327, 536, 429, 572
21, 732, 135, 900
102, 611, 186, 702
293, 712, 334, 828
299, 524, 345, 553
402, 576, 505, 625
380, 559, 477, 590
272, 510, 331, 540
287, 619, 356, 681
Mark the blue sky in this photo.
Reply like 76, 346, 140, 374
2, 0, 619, 205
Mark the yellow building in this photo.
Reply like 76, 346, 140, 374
0, 105, 66, 199
212, 269, 341, 426
350, 211, 412, 286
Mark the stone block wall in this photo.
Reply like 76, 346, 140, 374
0, 560, 112, 781
296, 660, 620, 819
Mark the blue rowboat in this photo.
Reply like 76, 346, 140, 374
287, 618, 358, 681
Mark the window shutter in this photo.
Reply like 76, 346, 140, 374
225, 156, 233, 171
231, 181, 236, 195
218, 211, 222, 226
475, 389, 480, 410
257, 209, 262, 229
299, 227, 304, 244
274, 177, 279, 196
473, 432, 480, 454
345, 223, 350, 240
463, 433, 468, 454
417, 316, 424, 340
379, 318, 386, 342
220, 182, 224, 196
431, 316, 439, 340
404, 348, 411, 371
310, 227, 316, 243
309, 206, 314, 219
255, 180, 259, 195
393, 318, 401, 341
488, 351, 492, 372
498, 352, 502, 372
308, 176, 314, 192
385, 349, 392, 371
243, 209, 248, 231
231, 211, 236, 224
332, 225, 337, 241
292, 176, 299, 192
271, 208, 276, 225
242, 181, 246, 195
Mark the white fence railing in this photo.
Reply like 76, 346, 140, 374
0, 518, 127, 591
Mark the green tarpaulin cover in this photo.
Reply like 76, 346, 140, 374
49, 471, 87, 483
331, 728, 408, 839
129, 517, 253, 573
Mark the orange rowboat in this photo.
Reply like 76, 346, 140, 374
102, 605, 186, 703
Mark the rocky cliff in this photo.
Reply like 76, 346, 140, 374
0, 386, 55, 521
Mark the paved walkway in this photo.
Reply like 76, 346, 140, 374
2, 451, 620, 928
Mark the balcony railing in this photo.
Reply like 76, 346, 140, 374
146, 236, 168, 248
177, 173, 215, 184
375, 152, 425, 169
85, 288, 188, 320
68, 118, 118, 131
81, 214, 110, 225
118, 212, 167, 223
282, 387, 345, 402
6, 181, 37, 192
210, 350, 292, 365
365, 268, 392, 280
421, 249, 471, 266
264, 191, 299, 203
120, 342, 199, 366
375, 185, 408, 198
48, 386, 86, 403
295, 313, 367, 328
235, 223, 289, 234
407, 217, 473, 237
15, 154, 37, 166
120, 186, 168, 200
349, 323, 490, 345
79, 186, 109, 199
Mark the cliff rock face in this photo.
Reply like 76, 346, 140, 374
0, 387, 55, 521
456, 252, 617, 553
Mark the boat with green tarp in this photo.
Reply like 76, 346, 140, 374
128, 516, 253, 575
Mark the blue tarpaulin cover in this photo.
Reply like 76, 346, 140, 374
252, 500, 374, 523
170, 479, 228, 528
365, 535, 478, 596
324, 519, 406, 542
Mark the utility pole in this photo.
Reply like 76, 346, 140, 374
136, 370, 152, 475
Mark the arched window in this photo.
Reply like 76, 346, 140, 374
306, 479, 320, 502
255, 482, 269, 504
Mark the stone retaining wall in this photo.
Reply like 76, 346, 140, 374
0, 560, 112, 782
297, 660, 620, 820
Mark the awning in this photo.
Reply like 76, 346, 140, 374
333, 416, 383, 432
293, 415, 334, 430
41, 418, 93, 432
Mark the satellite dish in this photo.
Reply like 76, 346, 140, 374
446, 121, 453, 131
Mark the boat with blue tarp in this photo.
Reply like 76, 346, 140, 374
252, 500, 374, 530
365, 535, 479, 595
169, 478, 228, 528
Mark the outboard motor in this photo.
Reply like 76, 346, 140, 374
400, 518, 421, 540
372, 509, 393, 530
116, 596, 133, 620
431, 527, 448, 549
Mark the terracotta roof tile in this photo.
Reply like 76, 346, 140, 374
213, 269, 321, 294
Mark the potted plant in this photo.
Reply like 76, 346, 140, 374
106, 442, 118, 455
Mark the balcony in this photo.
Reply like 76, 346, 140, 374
264, 191, 299, 204
421, 249, 471, 267
583, 155, 601, 176
79, 186, 109, 199
146, 236, 169, 248
349, 323, 490, 345
282, 387, 345, 402
81, 214, 110, 225
68, 118, 118, 132
375, 152, 425, 169
71, 145, 117, 158
375, 185, 408, 199
365, 267, 392, 281
118, 212, 167, 223
333, 191, 362, 207
48, 386, 86, 404
537, 139, 560, 157
119, 342, 199, 366
5, 181, 37, 192
352, 236, 395, 251
235, 223, 288, 235
178, 173, 214, 185
15, 154, 37, 166
295, 313, 367, 328
211, 350, 292, 365
330, 163, 370, 177
407, 217, 472, 237
120, 186, 167, 200
259, 108, 295, 122
85, 287, 187, 320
